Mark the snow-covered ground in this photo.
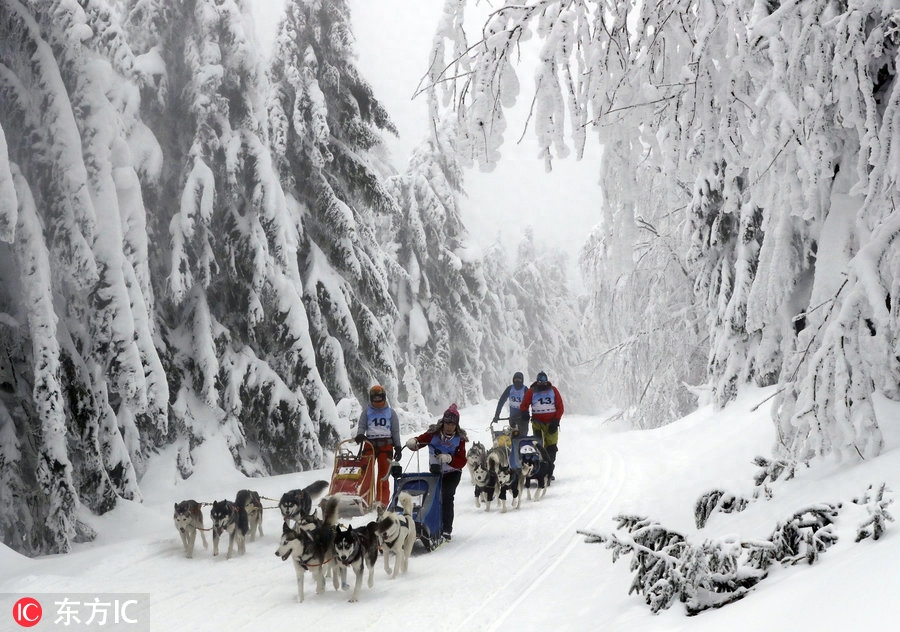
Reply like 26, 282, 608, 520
2, 387, 898, 630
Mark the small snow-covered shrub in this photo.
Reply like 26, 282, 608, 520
579, 491, 888, 616
853, 483, 894, 542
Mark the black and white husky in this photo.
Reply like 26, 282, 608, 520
275, 495, 341, 603
473, 462, 499, 511
496, 465, 521, 512
466, 441, 487, 483
210, 499, 249, 559
235, 489, 264, 541
279, 480, 329, 525
173, 500, 208, 558
333, 522, 379, 602
375, 492, 416, 579
520, 444, 552, 502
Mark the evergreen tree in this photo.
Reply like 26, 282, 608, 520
267, 0, 401, 406
123, 0, 336, 474
384, 121, 486, 408
433, 0, 900, 458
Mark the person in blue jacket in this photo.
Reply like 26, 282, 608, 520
493, 371, 529, 437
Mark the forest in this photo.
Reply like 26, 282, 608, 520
0, 0, 897, 556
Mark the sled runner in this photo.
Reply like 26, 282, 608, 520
328, 439, 376, 516
387, 472, 443, 552
509, 434, 544, 470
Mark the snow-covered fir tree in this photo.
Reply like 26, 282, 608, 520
434, 0, 900, 458
123, 0, 338, 476
0, 0, 166, 553
266, 0, 402, 407
383, 121, 487, 408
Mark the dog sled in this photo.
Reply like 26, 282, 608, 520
509, 434, 544, 470
328, 438, 377, 516
387, 472, 443, 552
490, 419, 515, 451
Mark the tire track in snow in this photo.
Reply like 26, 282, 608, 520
459, 442, 627, 631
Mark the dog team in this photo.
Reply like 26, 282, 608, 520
467, 436, 553, 512
173, 481, 416, 603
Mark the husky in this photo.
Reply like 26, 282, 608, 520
279, 480, 330, 525
173, 500, 208, 558
235, 489, 264, 541
496, 465, 522, 513
318, 491, 370, 520
473, 462, 499, 511
486, 444, 510, 472
275, 495, 341, 603
210, 499, 249, 559
375, 492, 416, 579
466, 441, 487, 484
519, 444, 552, 501
333, 522, 379, 602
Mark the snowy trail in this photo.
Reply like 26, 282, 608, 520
3, 390, 899, 632
1, 410, 632, 630
478, 441, 627, 631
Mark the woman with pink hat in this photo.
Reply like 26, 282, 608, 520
405, 403, 468, 542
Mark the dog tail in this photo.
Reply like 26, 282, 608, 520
397, 492, 414, 517
303, 479, 329, 499
320, 495, 341, 526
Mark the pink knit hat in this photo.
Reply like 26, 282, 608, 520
442, 403, 460, 423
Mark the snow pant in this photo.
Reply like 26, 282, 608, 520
532, 422, 559, 477
362, 441, 395, 507
439, 469, 462, 536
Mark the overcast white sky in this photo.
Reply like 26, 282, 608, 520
250, 0, 602, 283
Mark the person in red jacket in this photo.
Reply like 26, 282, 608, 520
405, 403, 467, 542
520, 370, 564, 480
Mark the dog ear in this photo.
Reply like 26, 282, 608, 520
282, 522, 292, 534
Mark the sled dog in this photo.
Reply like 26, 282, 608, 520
235, 489, 264, 541
486, 444, 510, 472
472, 462, 499, 511
496, 464, 521, 512
275, 495, 341, 602
279, 480, 329, 525
333, 522, 379, 602
466, 441, 487, 483
375, 492, 416, 579
173, 500, 208, 558
519, 444, 552, 501
210, 499, 249, 559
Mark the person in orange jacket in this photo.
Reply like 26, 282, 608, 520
355, 385, 402, 507
520, 370, 564, 479
405, 404, 467, 542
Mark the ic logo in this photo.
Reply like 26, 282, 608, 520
12, 597, 42, 627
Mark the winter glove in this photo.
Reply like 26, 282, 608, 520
393, 447, 403, 462
548, 421, 559, 434
405, 437, 419, 450
390, 464, 402, 479
436, 453, 452, 465
354, 433, 366, 444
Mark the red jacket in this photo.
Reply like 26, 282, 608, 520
520, 383, 564, 423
